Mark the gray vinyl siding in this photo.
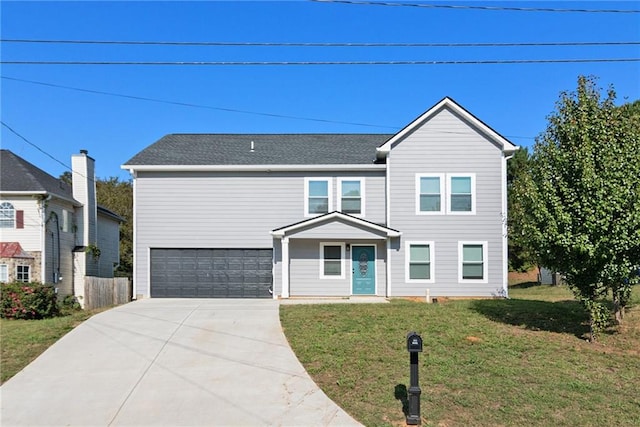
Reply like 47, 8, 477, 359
389, 106, 505, 297
134, 170, 385, 296
286, 239, 386, 297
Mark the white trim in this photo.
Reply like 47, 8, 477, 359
281, 237, 290, 298
502, 152, 513, 297
320, 242, 345, 280
0, 264, 8, 282
415, 173, 445, 215
386, 151, 391, 227
304, 177, 333, 218
122, 164, 386, 172
337, 177, 365, 217
405, 241, 435, 284
458, 241, 488, 284
386, 239, 392, 297
146, 246, 151, 298
446, 173, 476, 215
376, 97, 517, 157
271, 211, 401, 238
350, 244, 377, 295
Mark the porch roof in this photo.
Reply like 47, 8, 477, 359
270, 211, 401, 239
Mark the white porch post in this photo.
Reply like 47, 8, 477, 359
281, 237, 290, 298
386, 238, 392, 297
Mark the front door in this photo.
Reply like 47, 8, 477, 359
352, 245, 375, 295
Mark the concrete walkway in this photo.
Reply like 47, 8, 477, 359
1, 299, 362, 426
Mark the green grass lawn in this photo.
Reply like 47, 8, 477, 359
0, 309, 102, 384
280, 284, 640, 427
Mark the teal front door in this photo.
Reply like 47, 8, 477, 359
352, 245, 375, 295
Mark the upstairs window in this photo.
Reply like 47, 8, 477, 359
0, 202, 15, 228
338, 178, 363, 216
305, 178, 332, 216
0, 264, 8, 282
416, 174, 444, 214
448, 175, 475, 214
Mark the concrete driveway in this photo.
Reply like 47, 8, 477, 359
0, 299, 362, 426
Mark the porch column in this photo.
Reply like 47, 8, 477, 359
281, 237, 290, 298
386, 238, 392, 297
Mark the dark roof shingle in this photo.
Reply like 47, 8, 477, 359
123, 134, 393, 166
0, 150, 74, 199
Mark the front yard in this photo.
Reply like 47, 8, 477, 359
280, 283, 640, 426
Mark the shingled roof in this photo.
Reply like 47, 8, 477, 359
123, 134, 393, 166
0, 149, 75, 201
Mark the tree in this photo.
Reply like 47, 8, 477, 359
506, 146, 536, 272
96, 177, 133, 276
512, 76, 640, 341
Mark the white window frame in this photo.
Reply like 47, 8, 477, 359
0, 202, 15, 228
304, 177, 333, 217
458, 241, 488, 283
415, 174, 445, 215
405, 241, 435, 283
337, 177, 365, 217
62, 209, 70, 233
16, 265, 30, 283
319, 242, 345, 279
0, 264, 8, 282
447, 174, 476, 215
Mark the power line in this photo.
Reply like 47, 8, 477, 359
311, 0, 640, 13
2, 58, 639, 65
2, 38, 639, 47
2, 121, 74, 173
2, 76, 536, 141
1, 76, 398, 130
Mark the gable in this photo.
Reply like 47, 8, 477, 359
376, 97, 517, 159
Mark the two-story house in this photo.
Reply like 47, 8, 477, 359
122, 97, 517, 300
0, 149, 122, 300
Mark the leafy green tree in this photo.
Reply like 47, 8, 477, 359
96, 177, 133, 276
512, 76, 640, 341
506, 146, 536, 272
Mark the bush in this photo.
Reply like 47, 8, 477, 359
0, 282, 59, 319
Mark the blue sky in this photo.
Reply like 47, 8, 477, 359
1, 1, 639, 181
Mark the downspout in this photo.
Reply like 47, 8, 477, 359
502, 150, 516, 298
385, 151, 392, 297
45, 212, 61, 287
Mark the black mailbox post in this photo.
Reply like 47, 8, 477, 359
406, 332, 422, 425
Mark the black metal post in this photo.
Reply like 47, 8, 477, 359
407, 352, 421, 425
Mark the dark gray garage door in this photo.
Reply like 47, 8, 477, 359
150, 248, 273, 298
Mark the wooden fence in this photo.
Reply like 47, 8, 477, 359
83, 277, 132, 310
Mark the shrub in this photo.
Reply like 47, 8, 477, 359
0, 282, 59, 319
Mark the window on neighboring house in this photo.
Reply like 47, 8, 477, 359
320, 243, 344, 279
459, 242, 487, 282
406, 242, 434, 282
416, 174, 444, 214
338, 178, 363, 215
305, 178, 331, 216
62, 209, 70, 232
448, 175, 475, 213
0, 202, 15, 228
0, 264, 8, 282
16, 265, 30, 283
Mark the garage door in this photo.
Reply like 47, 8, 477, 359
150, 248, 273, 298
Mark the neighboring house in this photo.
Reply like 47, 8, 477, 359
122, 97, 518, 300
0, 149, 122, 299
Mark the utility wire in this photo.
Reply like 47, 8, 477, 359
3, 58, 639, 65
1, 76, 398, 130
311, 0, 640, 13
2, 39, 639, 47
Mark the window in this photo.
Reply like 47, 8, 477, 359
448, 174, 475, 214
338, 178, 364, 216
406, 242, 435, 282
0, 202, 15, 228
16, 265, 30, 283
459, 242, 487, 282
320, 243, 344, 279
0, 265, 8, 282
62, 209, 71, 233
305, 178, 332, 216
416, 174, 444, 214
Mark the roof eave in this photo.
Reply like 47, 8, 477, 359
121, 164, 386, 172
